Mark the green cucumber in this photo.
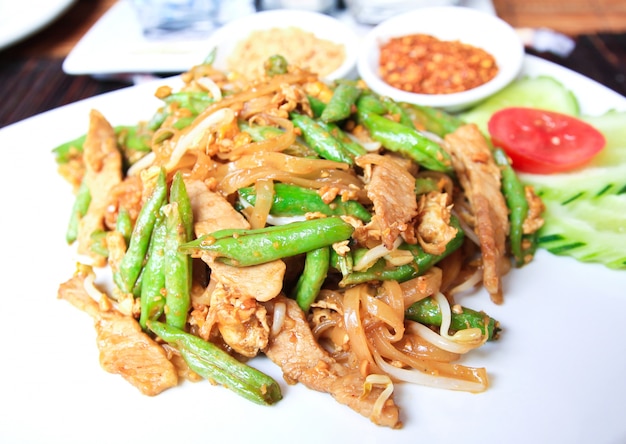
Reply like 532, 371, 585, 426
522, 108, 626, 269
582, 110, 626, 167
459, 75, 580, 134
537, 195, 626, 269
522, 163, 626, 204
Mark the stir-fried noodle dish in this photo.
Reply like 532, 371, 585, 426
54, 55, 544, 428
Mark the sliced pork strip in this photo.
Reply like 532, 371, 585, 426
444, 124, 510, 304
77, 109, 123, 266
355, 153, 418, 250
264, 295, 401, 428
185, 179, 250, 234
185, 179, 285, 302
58, 269, 178, 396
208, 281, 270, 358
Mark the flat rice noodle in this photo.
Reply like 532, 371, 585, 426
399, 267, 443, 306
192, 71, 313, 123
218, 167, 363, 196
370, 328, 488, 391
362, 295, 404, 342
343, 285, 380, 374
217, 115, 297, 161
220, 151, 350, 174
394, 332, 461, 363
377, 280, 405, 320
245, 178, 274, 229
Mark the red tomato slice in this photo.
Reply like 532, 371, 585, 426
487, 107, 606, 174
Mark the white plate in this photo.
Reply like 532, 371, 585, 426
0, 0, 75, 51
62, 0, 224, 75
1, 55, 625, 444
63, 0, 495, 76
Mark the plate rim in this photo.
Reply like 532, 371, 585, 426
0, 0, 76, 51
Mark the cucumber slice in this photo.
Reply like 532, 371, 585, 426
538, 195, 626, 269
522, 163, 626, 204
520, 108, 626, 270
459, 75, 580, 134
582, 110, 626, 167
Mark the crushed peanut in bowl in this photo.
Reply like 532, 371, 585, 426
203, 9, 359, 81
378, 33, 499, 95
228, 27, 346, 80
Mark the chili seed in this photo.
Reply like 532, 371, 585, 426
378, 33, 499, 95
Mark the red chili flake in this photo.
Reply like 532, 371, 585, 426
378, 33, 499, 95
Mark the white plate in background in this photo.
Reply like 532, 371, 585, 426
0, 0, 75, 51
1, 55, 625, 444
62, 0, 495, 76
63, 0, 254, 76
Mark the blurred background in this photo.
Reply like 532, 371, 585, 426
0, 0, 624, 128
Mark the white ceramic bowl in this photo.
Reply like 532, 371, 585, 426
357, 6, 525, 112
204, 9, 359, 81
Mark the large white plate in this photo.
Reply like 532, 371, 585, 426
62, 0, 494, 76
0, 0, 75, 51
0, 55, 625, 444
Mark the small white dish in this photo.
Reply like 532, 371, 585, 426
204, 9, 360, 81
357, 6, 524, 112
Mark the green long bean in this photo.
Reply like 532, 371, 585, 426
289, 113, 354, 165
162, 203, 191, 329
169, 171, 193, 241
380, 96, 415, 128
355, 93, 387, 115
307, 95, 327, 117
52, 134, 86, 165
320, 82, 362, 123
139, 215, 167, 330
237, 183, 371, 222
147, 320, 282, 405
114, 168, 167, 294
148, 91, 215, 131
116, 125, 152, 152
316, 120, 367, 158
494, 148, 534, 266
330, 247, 353, 278
180, 217, 354, 267
292, 246, 330, 311
66, 179, 91, 244
357, 109, 453, 173
401, 103, 464, 137
405, 297, 501, 341
264, 54, 289, 76
116, 207, 133, 246
163, 91, 215, 115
